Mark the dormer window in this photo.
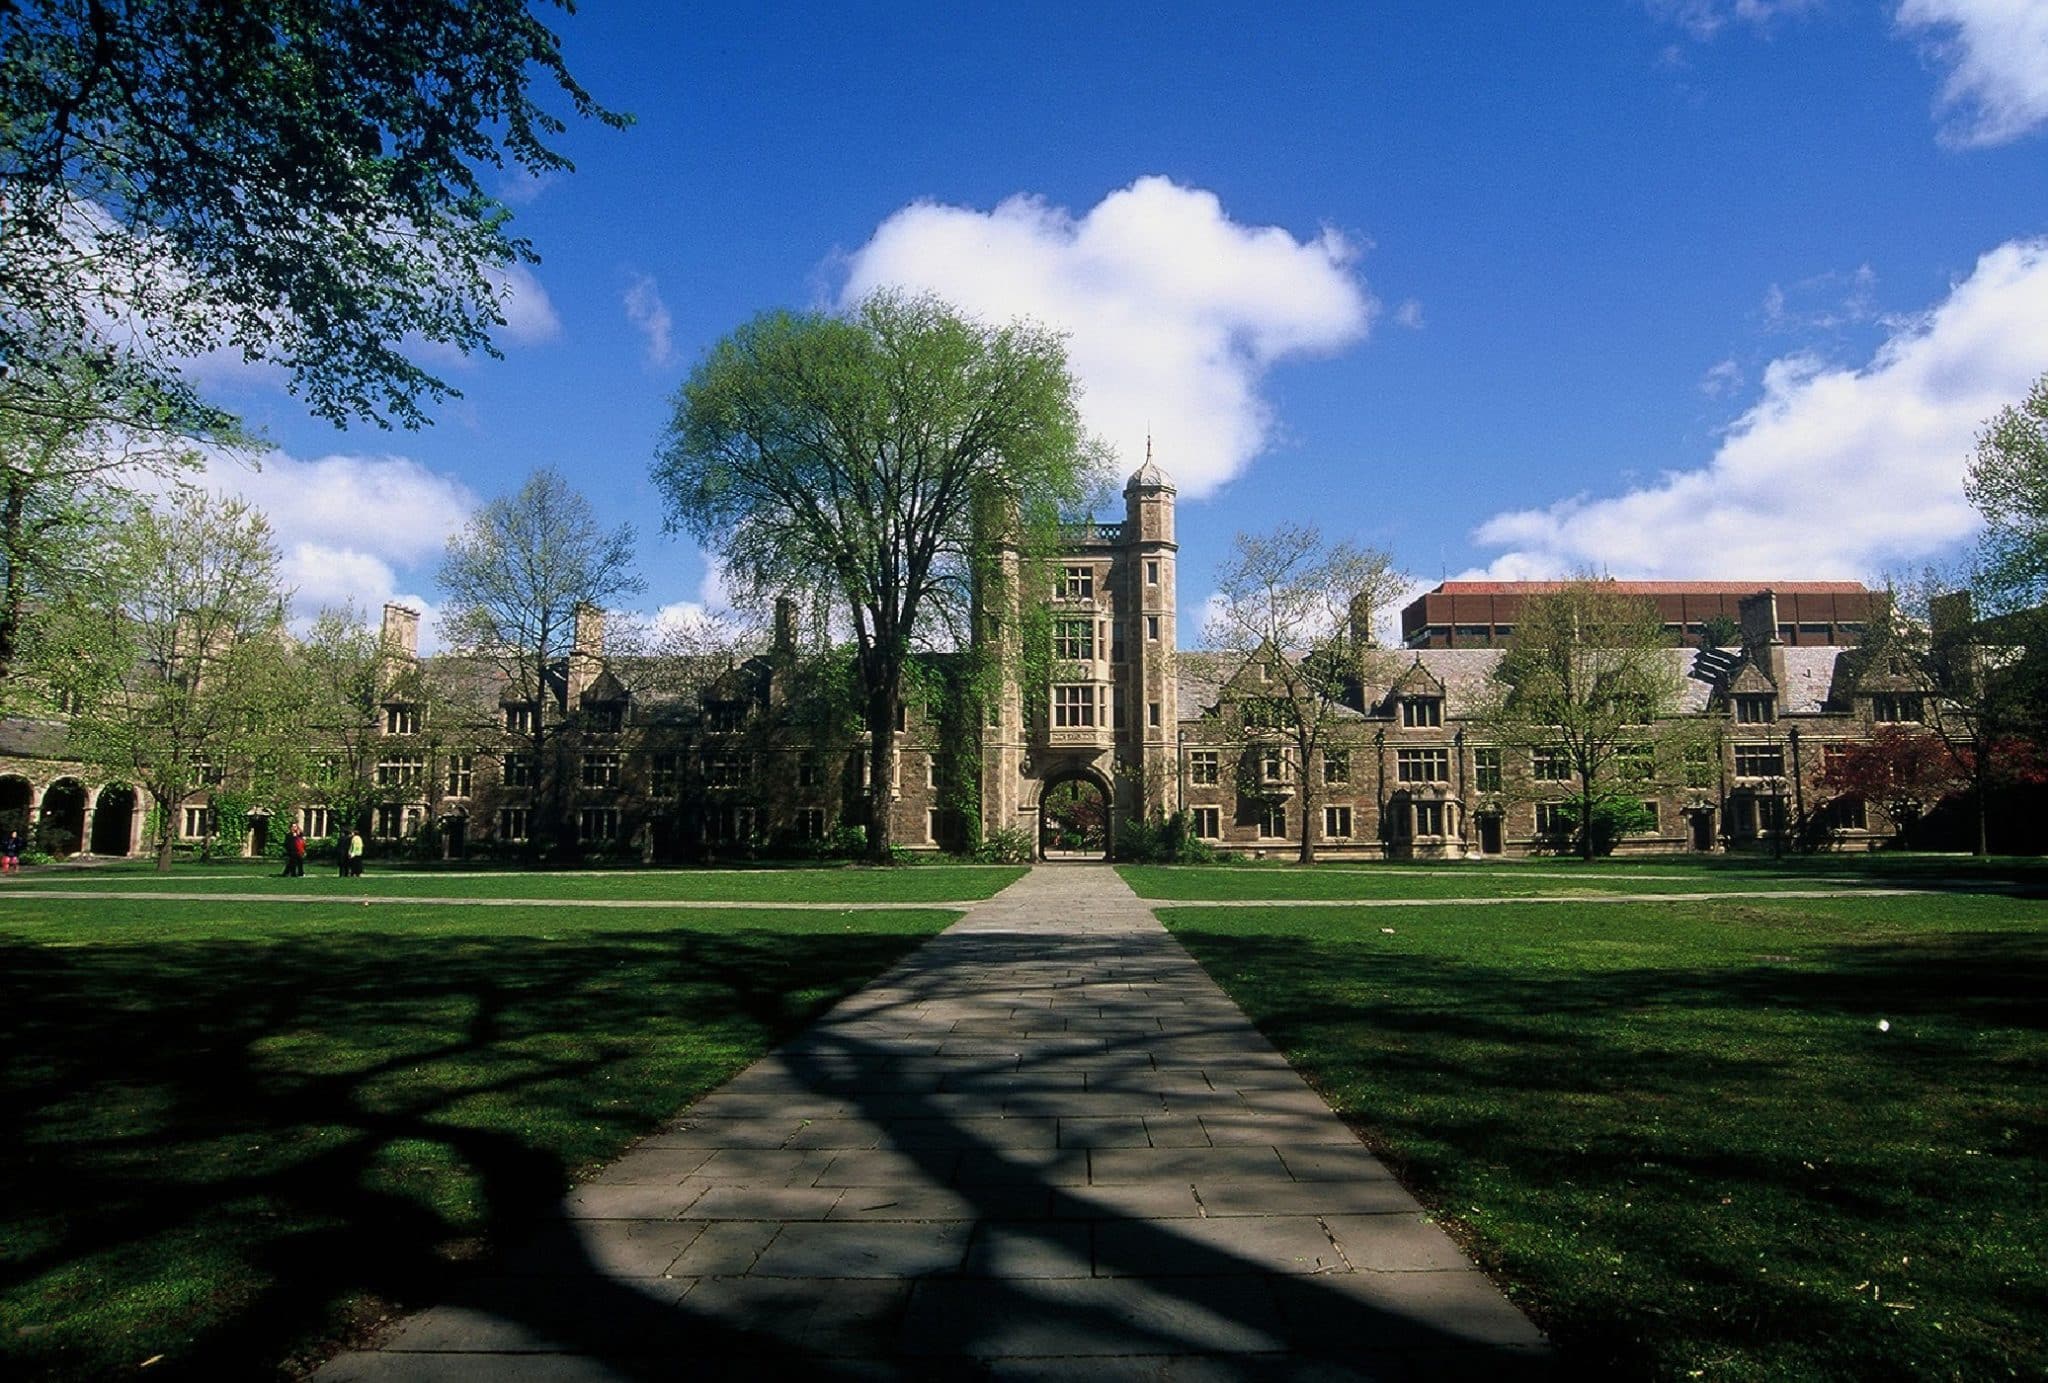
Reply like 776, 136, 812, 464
1401, 696, 1442, 728
706, 701, 745, 733
505, 704, 537, 734
1734, 694, 1776, 724
385, 704, 421, 735
1871, 694, 1923, 723
586, 702, 624, 732
1061, 565, 1094, 600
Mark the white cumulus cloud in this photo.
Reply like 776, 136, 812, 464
1467, 238, 2048, 580
1897, 0, 2048, 146
837, 175, 1376, 497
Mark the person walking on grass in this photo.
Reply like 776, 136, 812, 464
283, 824, 306, 878
1, 829, 20, 875
347, 829, 365, 877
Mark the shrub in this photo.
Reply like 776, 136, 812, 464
973, 825, 1034, 864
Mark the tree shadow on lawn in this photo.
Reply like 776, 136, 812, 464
1168, 926, 2048, 1376
0, 927, 929, 1379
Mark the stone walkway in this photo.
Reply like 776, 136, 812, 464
316, 866, 1549, 1380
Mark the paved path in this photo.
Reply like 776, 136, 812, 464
317, 866, 1549, 1380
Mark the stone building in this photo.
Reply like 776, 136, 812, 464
0, 455, 1987, 861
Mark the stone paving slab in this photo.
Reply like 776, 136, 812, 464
315, 865, 1550, 1379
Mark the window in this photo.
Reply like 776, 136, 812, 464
894, 702, 908, 732
1052, 684, 1096, 727
1473, 747, 1502, 793
705, 753, 750, 787
1401, 697, 1443, 728
1259, 804, 1287, 838
1242, 697, 1289, 729
582, 752, 620, 788
1260, 747, 1288, 784
301, 806, 331, 838
376, 756, 425, 788
1113, 686, 1127, 728
1759, 796, 1786, 833
1323, 750, 1350, 785
795, 807, 826, 841
1146, 559, 1160, 585
1734, 743, 1784, 778
925, 756, 939, 788
194, 761, 226, 786
499, 807, 530, 841
385, 704, 421, 735
1192, 806, 1221, 838
1148, 701, 1161, 728
1637, 800, 1660, 833
649, 753, 678, 796
586, 702, 625, 732
708, 804, 755, 844
53, 687, 86, 714
1872, 694, 1924, 723
1062, 565, 1094, 600
1413, 801, 1446, 836
1189, 749, 1219, 785
445, 754, 474, 798
1397, 748, 1449, 783
1324, 804, 1353, 839
579, 807, 618, 843
1055, 618, 1095, 660
1818, 796, 1868, 831
927, 808, 941, 844
1684, 744, 1717, 789
1615, 743, 1655, 781
707, 701, 745, 733
1146, 614, 1160, 641
182, 806, 215, 838
1534, 801, 1570, 837
502, 753, 533, 787
504, 704, 536, 734
1734, 694, 1776, 724
1532, 747, 1571, 781
798, 756, 820, 788
375, 803, 405, 839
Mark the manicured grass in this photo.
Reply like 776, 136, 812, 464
0, 894, 958, 1380
1148, 882, 2046, 1380
6, 859, 1025, 903
1119, 859, 1913, 901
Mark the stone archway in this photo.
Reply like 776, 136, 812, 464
90, 785, 137, 856
1036, 768, 1114, 861
38, 778, 88, 857
0, 776, 32, 839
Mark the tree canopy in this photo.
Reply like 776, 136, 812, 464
1204, 523, 1406, 863
0, 0, 626, 431
655, 290, 1102, 858
1966, 371, 2048, 613
438, 466, 641, 854
1480, 579, 1691, 859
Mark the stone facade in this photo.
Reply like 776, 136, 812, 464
0, 457, 1979, 861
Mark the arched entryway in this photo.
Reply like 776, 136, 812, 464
38, 779, 88, 857
1038, 770, 1113, 860
0, 776, 32, 840
90, 785, 137, 856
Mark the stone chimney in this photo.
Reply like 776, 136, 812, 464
568, 601, 605, 700
1349, 592, 1379, 649
774, 596, 797, 654
1737, 590, 1787, 704
380, 603, 420, 659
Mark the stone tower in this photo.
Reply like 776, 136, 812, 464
976, 450, 1178, 855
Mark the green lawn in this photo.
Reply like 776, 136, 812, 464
1119, 859, 1922, 901
6, 859, 1025, 903
1137, 869, 2046, 1380
0, 886, 960, 1380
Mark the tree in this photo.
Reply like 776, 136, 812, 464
1965, 371, 2048, 613
0, 356, 253, 693
655, 291, 1102, 861
1479, 580, 1692, 860
437, 467, 641, 856
1204, 524, 1407, 863
289, 605, 399, 845
50, 490, 294, 870
1, 0, 627, 432
1817, 725, 1964, 847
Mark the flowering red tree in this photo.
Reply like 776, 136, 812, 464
1818, 727, 1965, 845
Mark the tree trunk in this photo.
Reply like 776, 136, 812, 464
1974, 749, 1991, 857
1580, 776, 1596, 861
154, 791, 179, 872
866, 685, 897, 863
1297, 756, 1317, 865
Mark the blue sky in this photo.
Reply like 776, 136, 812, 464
189, 1, 2048, 646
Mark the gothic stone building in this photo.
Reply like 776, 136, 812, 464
0, 459, 1963, 861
